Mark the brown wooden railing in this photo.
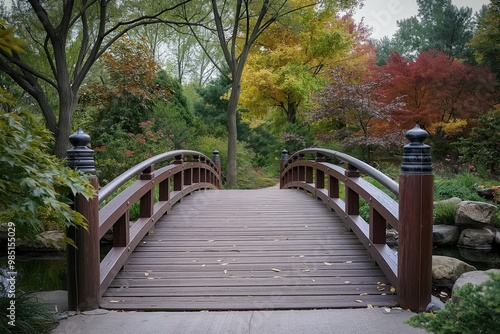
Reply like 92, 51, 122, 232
66, 129, 221, 311
279, 125, 434, 312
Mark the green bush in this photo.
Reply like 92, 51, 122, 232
407, 272, 500, 334
433, 202, 457, 225
434, 173, 483, 201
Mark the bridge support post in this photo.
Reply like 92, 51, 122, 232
66, 128, 100, 311
398, 125, 433, 312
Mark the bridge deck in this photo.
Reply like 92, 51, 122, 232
101, 188, 398, 310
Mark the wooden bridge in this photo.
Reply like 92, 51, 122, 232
66, 126, 434, 313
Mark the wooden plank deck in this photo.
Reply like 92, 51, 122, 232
101, 188, 398, 310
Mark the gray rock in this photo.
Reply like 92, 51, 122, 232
495, 231, 500, 245
432, 255, 476, 287
30, 290, 68, 313
452, 269, 500, 302
455, 201, 498, 228
458, 228, 495, 250
426, 295, 445, 312
434, 197, 462, 207
433, 225, 460, 246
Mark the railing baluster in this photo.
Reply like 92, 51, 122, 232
173, 155, 183, 191
113, 211, 130, 247
345, 163, 360, 215
329, 175, 339, 198
140, 165, 155, 217
370, 206, 386, 244
159, 178, 170, 201
315, 153, 325, 189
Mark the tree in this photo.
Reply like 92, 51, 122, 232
179, 0, 360, 187
311, 62, 405, 161
468, 0, 500, 79
377, 50, 497, 141
376, 0, 476, 64
0, 23, 95, 238
240, 11, 356, 124
0, 0, 192, 158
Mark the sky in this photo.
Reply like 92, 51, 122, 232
353, 0, 490, 40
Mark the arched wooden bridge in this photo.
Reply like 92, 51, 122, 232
66, 126, 434, 313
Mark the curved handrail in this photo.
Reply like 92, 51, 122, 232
99, 149, 217, 203
288, 148, 399, 196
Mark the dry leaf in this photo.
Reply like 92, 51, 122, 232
359, 293, 368, 296
390, 286, 396, 293
208, 240, 215, 243
144, 272, 149, 277
147, 277, 154, 280
302, 269, 311, 272
355, 300, 363, 303
323, 262, 333, 266
224, 269, 228, 274
367, 304, 374, 309
271, 268, 281, 272
221, 263, 228, 266
109, 300, 122, 303
345, 261, 353, 264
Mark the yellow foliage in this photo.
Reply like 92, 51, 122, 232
432, 118, 468, 137
0, 20, 25, 56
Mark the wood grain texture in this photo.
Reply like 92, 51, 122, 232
101, 188, 398, 310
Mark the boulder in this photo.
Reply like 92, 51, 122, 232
458, 228, 495, 250
433, 225, 460, 246
452, 269, 500, 302
455, 201, 498, 228
434, 197, 462, 207
432, 255, 476, 287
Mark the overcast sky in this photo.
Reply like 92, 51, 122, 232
353, 0, 490, 39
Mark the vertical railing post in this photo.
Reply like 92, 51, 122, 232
345, 163, 360, 215
398, 125, 433, 311
298, 153, 306, 181
66, 128, 100, 311
139, 165, 154, 218
173, 155, 183, 191
315, 153, 325, 189
212, 150, 221, 189
280, 149, 289, 188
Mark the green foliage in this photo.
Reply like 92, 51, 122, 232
0, 291, 56, 333
193, 136, 277, 189
457, 109, 500, 178
407, 272, 500, 334
434, 173, 483, 202
433, 202, 457, 225
92, 119, 175, 185
0, 110, 95, 238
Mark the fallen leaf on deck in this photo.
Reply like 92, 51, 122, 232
144, 273, 149, 277
390, 286, 396, 293
271, 268, 281, 272
367, 304, 374, 309
355, 300, 363, 303
345, 261, 353, 264
323, 262, 333, 266
359, 293, 368, 296
221, 263, 228, 266
344, 280, 351, 284
208, 240, 215, 242
224, 270, 228, 274
302, 269, 311, 272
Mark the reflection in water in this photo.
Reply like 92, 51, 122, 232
433, 246, 500, 270
0, 252, 66, 294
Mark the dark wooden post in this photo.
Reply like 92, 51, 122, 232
298, 153, 306, 182
345, 163, 360, 215
66, 128, 100, 311
280, 149, 289, 189
173, 155, 183, 191
212, 150, 221, 189
315, 153, 325, 189
140, 165, 154, 218
398, 125, 433, 311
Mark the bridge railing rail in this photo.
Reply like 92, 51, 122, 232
65, 129, 221, 311
279, 125, 434, 312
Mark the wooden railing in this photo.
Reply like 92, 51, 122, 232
65, 129, 221, 311
279, 125, 434, 312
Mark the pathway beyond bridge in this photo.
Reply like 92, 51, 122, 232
101, 188, 398, 310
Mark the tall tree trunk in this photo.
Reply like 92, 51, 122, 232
226, 77, 241, 188
287, 101, 297, 123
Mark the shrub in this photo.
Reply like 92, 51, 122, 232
407, 272, 500, 334
0, 289, 56, 333
434, 173, 483, 201
433, 202, 457, 225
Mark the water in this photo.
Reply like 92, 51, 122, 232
0, 252, 67, 294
